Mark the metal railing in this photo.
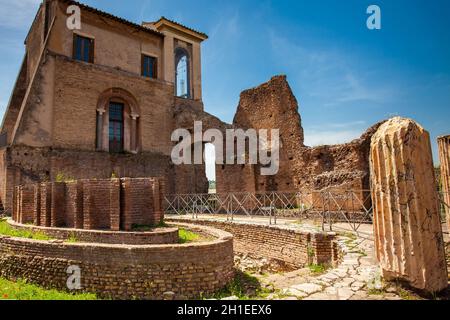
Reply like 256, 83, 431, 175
164, 190, 373, 231
164, 190, 449, 233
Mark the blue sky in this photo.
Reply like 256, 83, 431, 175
0, 0, 449, 180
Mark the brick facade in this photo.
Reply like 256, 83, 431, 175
13, 178, 165, 231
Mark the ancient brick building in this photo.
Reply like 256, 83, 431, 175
1, 0, 384, 212
0, 0, 210, 210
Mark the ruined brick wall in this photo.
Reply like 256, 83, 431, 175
83, 179, 120, 231
65, 181, 83, 229
168, 218, 339, 269
213, 76, 384, 194
14, 185, 36, 224
39, 183, 52, 227
13, 178, 164, 231
0, 223, 235, 300
121, 178, 155, 230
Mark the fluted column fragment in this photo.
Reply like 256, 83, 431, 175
370, 117, 447, 293
437, 135, 450, 228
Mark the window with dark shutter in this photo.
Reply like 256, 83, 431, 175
141, 55, 157, 79
73, 35, 94, 63
109, 102, 124, 153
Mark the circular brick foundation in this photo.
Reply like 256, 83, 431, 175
7, 219, 179, 245
168, 216, 340, 269
0, 223, 235, 300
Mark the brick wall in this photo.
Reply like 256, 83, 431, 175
65, 181, 83, 228
83, 179, 120, 231
121, 178, 155, 230
14, 185, 36, 224
13, 178, 165, 231
0, 223, 234, 300
168, 218, 338, 269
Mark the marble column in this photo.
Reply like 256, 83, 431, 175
370, 117, 448, 293
437, 135, 450, 228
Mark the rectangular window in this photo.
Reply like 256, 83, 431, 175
73, 35, 94, 63
109, 102, 124, 153
141, 55, 157, 79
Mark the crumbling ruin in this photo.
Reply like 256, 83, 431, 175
214, 75, 385, 194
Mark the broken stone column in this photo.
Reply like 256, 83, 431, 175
437, 135, 450, 228
370, 117, 448, 293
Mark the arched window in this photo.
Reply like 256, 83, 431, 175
96, 88, 140, 153
175, 48, 190, 98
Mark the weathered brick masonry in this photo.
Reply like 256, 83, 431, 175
8, 220, 180, 245
168, 218, 339, 269
0, 223, 235, 300
13, 178, 165, 231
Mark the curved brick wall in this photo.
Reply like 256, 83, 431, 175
167, 217, 339, 269
7, 220, 179, 245
0, 223, 234, 300
13, 177, 165, 231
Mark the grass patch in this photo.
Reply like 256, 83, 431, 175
179, 229, 200, 243
207, 271, 270, 300
0, 278, 97, 300
367, 287, 384, 296
308, 263, 328, 274
0, 219, 52, 241
397, 287, 418, 300
65, 233, 78, 243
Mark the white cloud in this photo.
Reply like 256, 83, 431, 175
303, 121, 368, 146
0, 0, 41, 29
304, 128, 364, 147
